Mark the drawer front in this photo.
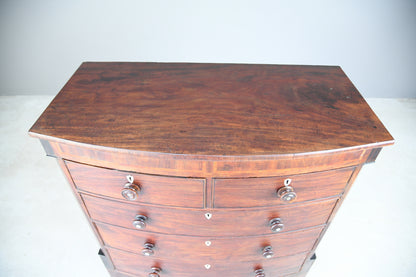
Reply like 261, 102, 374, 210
95, 222, 323, 262
84, 194, 336, 237
214, 166, 355, 208
108, 247, 307, 277
66, 161, 205, 208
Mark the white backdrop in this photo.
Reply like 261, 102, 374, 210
0, 0, 415, 97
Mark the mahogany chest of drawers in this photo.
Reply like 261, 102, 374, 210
29, 62, 394, 277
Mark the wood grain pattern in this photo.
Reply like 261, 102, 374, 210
213, 166, 354, 208
29, 62, 394, 157
28, 62, 394, 277
66, 161, 206, 208
108, 247, 308, 277
95, 222, 324, 262
83, 194, 336, 237
56, 158, 116, 273
305, 165, 365, 260
40, 139, 371, 178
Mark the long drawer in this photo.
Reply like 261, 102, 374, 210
107, 247, 308, 277
83, 194, 336, 237
95, 222, 324, 262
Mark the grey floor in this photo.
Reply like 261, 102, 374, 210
0, 96, 415, 277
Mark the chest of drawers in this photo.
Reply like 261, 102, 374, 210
29, 62, 394, 277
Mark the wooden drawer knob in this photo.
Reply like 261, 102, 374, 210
148, 267, 161, 277
121, 175, 141, 201
262, 246, 274, 259
142, 242, 155, 256
269, 218, 284, 233
277, 178, 297, 202
133, 215, 148, 229
254, 269, 266, 277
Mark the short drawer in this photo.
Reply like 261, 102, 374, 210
66, 161, 205, 208
213, 166, 355, 208
108, 247, 307, 277
84, 194, 336, 236
95, 222, 323, 262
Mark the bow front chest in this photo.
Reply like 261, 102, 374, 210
29, 62, 393, 277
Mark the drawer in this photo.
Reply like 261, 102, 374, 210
84, 194, 336, 236
108, 247, 307, 277
95, 222, 324, 262
213, 166, 355, 208
66, 161, 205, 208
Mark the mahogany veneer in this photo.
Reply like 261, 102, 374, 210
29, 62, 393, 277
107, 248, 308, 277
66, 160, 206, 208
82, 194, 336, 236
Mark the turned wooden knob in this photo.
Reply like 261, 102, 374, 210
148, 267, 161, 277
121, 175, 140, 201
262, 246, 274, 259
277, 178, 297, 202
254, 269, 266, 277
269, 218, 284, 233
133, 215, 148, 229
121, 183, 140, 200
142, 242, 155, 256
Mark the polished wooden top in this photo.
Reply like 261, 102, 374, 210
29, 62, 393, 156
